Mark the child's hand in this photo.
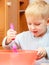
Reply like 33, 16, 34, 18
6, 29, 16, 44
36, 48, 47, 60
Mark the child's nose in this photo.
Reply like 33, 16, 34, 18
31, 25, 36, 30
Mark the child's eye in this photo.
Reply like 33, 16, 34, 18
35, 23, 40, 26
28, 23, 32, 25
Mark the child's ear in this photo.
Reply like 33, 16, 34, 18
47, 18, 49, 26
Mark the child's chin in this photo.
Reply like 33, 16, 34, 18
33, 34, 39, 37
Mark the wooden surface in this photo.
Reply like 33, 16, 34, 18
19, 0, 29, 32
0, 46, 4, 50
0, 0, 29, 47
0, 0, 5, 46
0, 0, 19, 46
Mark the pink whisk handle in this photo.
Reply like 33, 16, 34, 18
10, 23, 14, 29
12, 45, 17, 52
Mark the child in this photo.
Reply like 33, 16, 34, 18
2, 0, 49, 65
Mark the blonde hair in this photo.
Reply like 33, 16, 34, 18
25, 0, 49, 19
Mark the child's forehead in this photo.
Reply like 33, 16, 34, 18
26, 14, 46, 23
26, 14, 43, 20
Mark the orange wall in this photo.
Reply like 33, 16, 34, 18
0, 0, 5, 45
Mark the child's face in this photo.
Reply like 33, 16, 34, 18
26, 15, 47, 37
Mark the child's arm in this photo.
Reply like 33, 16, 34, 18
2, 29, 17, 49
6, 29, 16, 44
36, 47, 49, 60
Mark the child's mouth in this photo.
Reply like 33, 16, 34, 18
33, 31, 38, 34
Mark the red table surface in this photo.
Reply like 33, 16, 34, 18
0, 50, 37, 65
